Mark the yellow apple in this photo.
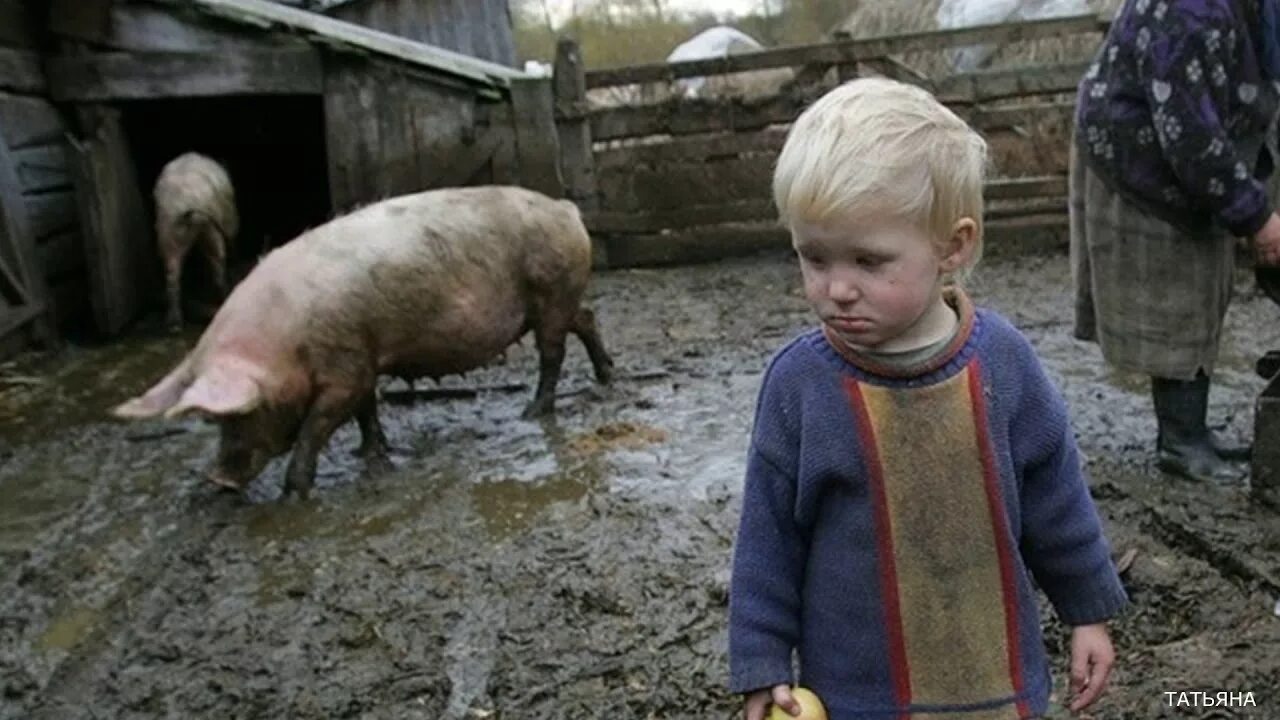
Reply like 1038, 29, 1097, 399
767, 687, 828, 720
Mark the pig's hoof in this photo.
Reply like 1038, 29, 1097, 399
364, 452, 394, 476
521, 400, 554, 419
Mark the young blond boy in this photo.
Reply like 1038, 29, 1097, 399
728, 78, 1128, 720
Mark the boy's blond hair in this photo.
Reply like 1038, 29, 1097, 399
773, 78, 988, 271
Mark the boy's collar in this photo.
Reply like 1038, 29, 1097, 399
821, 286, 976, 379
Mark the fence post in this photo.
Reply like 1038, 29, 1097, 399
509, 76, 565, 199
553, 37, 597, 211
832, 30, 857, 83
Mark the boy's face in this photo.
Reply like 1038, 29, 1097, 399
791, 216, 964, 349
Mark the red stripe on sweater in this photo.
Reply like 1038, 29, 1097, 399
843, 376, 912, 718
967, 362, 1031, 718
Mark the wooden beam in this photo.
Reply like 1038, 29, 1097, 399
45, 48, 325, 101
0, 48, 46, 94
25, 189, 78, 241
11, 144, 71, 194
585, 13, 1106, 89
47, 0, 301, 52
600, 223, 789, 268
588, 181, 1068, 233
587, 66, 1079, 142
985, 197, 1067, 219
0, 126, 51, 342
162, 0, 522, 88
968, 101, 1076, 130
35, 231, 84, 282
554, 38, 598, 210
594, 129, 788, 170
509, 77, 564, 199
858, 55, 934, 90
0, 0, 37, 48
0, 94, 66, 149
936, 63, 1089, 104
984, 175, 1067, 199
589, 93, 805, 141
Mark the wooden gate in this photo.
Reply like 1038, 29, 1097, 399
0, 126, 53, 350
69, 106, 155, 337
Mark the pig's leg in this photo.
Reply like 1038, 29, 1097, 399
199, 221, 229, 301
572, 306, 614, 384
284, 388, 361, 498
524, 310, 571, 418
163, 249, 185, 332
354, 392, 392, 472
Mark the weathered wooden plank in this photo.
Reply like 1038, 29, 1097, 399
426, 129, 502, 187
936, 63, 1089, 104
589, 180, 1069, 233
509, 76, 564, 199
588, 72, 1081, 142
585, 14, 1106, 89
71, 105, 155, 336
588, 200, 776, 234
554, 39, 597, 210
169, 0, 521, 89
25, 189, 77, 240
985, 175, 1068, 199
11, 144, 70, 194
596, 214, 1069, 269
0, 125, 52, 342
600, 223, 789, 268
985, 197, 1067, 219
594, 129, 788, 170
589, 93, 806, 141
0, 93, 66, 149
598, 153, 774, 212
323, 55, 477, 212
0, 47, 45, 94
46, 48, 325, 101
0, 0, 37, 48
858, 55, 934, 89
35, 230, 84, 282
48, 1, 301, 52
968, 101, 1076, 130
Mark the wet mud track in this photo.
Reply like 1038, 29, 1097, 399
2, 251, 1278, 719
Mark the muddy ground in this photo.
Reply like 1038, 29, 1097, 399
2, 249, 1278, 720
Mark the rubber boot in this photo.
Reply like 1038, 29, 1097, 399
1151, 374, 1243, 483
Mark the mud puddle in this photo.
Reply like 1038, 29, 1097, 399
2, 250, 1278, 719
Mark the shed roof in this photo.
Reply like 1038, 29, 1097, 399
159, 0, 527, 91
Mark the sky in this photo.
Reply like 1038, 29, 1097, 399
541, 0, 772, 25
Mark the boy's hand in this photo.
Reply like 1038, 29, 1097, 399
745, 684, 798, 720
1068, 623, 1115, 713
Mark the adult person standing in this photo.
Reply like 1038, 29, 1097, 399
1071, 0, 1280, 483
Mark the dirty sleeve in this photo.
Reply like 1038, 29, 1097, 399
1010, 349, 1130, 626
727, 359, 804, 694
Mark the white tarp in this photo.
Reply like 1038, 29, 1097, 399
666, 25, 766, 97
937, 0, 1090, 71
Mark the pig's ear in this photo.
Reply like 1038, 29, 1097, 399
165, 366, 262, 419
112, 364, 192, 419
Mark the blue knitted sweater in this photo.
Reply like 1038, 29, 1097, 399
728, 291, 1129, 719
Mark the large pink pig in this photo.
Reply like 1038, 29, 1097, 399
112, 186, 613, 497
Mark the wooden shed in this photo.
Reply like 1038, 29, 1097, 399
0, 0, 563, 356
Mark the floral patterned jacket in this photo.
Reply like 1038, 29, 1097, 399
1075, 0, 1278, 237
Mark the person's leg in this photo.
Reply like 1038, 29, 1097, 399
1151, 372, 1242, 482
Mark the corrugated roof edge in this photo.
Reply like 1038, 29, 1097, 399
158, 0, 530, 91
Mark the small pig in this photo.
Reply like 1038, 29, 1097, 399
112, 186, 613, 497
153, 152, 239, 331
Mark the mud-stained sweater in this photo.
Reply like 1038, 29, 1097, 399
1075, 0, 1278, 237
727, 290, 1129, 719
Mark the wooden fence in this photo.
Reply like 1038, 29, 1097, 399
523, 12, 1110, 267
